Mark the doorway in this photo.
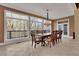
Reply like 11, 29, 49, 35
57, 23, 69, 37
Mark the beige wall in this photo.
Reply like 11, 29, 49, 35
69, 16, 74, 36
0, 6, 4, 43
75, 9, 79, 39
51, 15, 74, 37
51, 20, 57, 31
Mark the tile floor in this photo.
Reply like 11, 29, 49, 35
0, 38, 79, 56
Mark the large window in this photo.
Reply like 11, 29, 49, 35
36, 18, 43, 30
30, 17, 36, 30
36, 22, 42, 30
5, 10, 51, 40
5, 10, 29, 39
30, 17, 43, 34
30, 17, 43, 30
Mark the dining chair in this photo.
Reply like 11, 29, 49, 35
57, 30, 62, 43
46, 31, 57, 48
31, 32, 42, 48
52, 31, 58, 44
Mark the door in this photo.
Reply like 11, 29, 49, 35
63, 23, 69, 37
57, 23, 69, 37
58, 24, 63, 31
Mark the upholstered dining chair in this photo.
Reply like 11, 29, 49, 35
31, 32, 42, 48
46, 31, 57, 48
52, 31, 58, 45
57, 30, 62, 43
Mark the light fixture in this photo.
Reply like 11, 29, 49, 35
46, 9, 49, 20
44, 9, 50, 26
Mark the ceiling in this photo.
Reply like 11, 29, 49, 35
0, 3, 76, 19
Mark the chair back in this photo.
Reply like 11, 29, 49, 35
31, 31, 36, 41
58, 30, 62, 39
51, 31, 57, 40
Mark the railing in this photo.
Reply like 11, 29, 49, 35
7, 30, 28, 39
7, 30, 51, 39
30, 30, 50, 34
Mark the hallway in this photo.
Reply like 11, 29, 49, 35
0, 38, 79, 56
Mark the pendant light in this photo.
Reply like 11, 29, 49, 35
46, 9, 49, 20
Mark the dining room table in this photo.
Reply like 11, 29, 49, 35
36, 33, 51, 46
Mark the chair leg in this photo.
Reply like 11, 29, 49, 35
48, 41, 49, 45
56, 38, 57, 44
34, 42, 36, 48
48, 41, 50, 47
32, 41, 33, 46
60, 39, 62, 43
43, 41, 46, 46
52, 40, 55, 46
50, 43, 51, 48
41, 42, 43, 46
58, 39, 59, 43
41, 43, 42, 46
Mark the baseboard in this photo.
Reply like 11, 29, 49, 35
62, 36, 73, 39
0, 37, 31, 46
0, 43, 4, 45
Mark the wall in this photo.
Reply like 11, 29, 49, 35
69, 16, 74, 36
51, 20, 57, 31
51, 15, 74, 37
75, 9, 79, 40
0, 6, 4, 43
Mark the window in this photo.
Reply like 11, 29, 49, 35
36, 18, 43, 30
30, 17, 43, 34
63, 24, 68, 35
5, 10, 52, 40
36, 22, 42, 30
5, 10, 29, 39
30, 21, 36, 30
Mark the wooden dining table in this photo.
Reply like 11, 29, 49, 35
36, 33, 51, 46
